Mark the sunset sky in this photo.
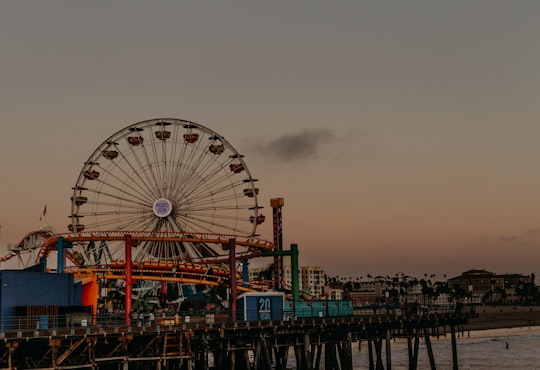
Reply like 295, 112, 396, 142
1, 1, 539, 280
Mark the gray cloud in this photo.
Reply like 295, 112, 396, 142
498, 236, 519, 243
247, 128, 336, 162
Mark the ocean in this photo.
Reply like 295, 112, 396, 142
350, 326, 540, 370
209, 326, 539, 369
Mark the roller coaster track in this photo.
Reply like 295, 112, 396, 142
29, 231, 275, 291
68, 266, 256, 293
35, 230, 276, 265
0, 229, 55, 263
1, 230, 274, 292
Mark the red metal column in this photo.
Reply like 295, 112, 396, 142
270, 198, 284, 290
229, 238, 237, 321
124, 234, 133, 325
160, 281, 167, 307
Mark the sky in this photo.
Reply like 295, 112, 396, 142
0, 1, 539, 280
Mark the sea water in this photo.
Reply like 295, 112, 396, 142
350, 326, 540, 370
285, 326, 540, 369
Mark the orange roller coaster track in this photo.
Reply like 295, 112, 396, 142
37, 231, 275, 314
35, 230, 276, 267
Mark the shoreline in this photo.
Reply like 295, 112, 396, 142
463, 305, 540, 331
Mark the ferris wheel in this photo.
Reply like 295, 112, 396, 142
69, 118, 264, 265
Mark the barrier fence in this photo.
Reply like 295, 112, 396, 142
0, 304, 459, 333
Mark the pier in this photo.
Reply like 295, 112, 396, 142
0, 311, 469, 370
0, 121, 477, 369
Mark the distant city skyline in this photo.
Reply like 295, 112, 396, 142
1, 1, 540, 280
253, 261, 535, 282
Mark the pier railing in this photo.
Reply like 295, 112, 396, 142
0, 306, 464, 334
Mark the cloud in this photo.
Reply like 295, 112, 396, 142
498, 236, 519, 243
247, 128, 337, 162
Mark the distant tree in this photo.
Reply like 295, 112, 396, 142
481, 291, 492, 305
258, 263, 274, 281
516, 282, 539, 305
343, 280, 353, 292
450, 283, 467, 302
495, 287, 507, 305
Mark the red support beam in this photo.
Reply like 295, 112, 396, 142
229, 238, 237, 322
124, 234, 133, 325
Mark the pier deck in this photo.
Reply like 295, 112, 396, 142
0, 312, 469, 370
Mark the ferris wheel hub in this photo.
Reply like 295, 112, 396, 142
153, 198, 173, 218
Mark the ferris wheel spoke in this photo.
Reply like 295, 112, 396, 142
191, 182, 244, 199
149, 124, 176, 195
85, 212, 152, 230
188, 180, 244, 202
165, 216, 204, 260
167, 132, 192, 198
172, 127, 221, 199
110, 144, 162, 200
180, 174, 234, 204
169, 147, 205, 199
99, 153, 160, 203
174, 139, 216, 195
84, 203, 147, 214
177, 157, 235, 200
82, 209, 150, 219
188, 210, 246, 223
188, 166, 246, 193
185, 192, 246, 210
135, 131, 164, 196
160, 126, 188, 196
178, 211, 250, 235
146, 125, 166, 188
126, 138, 163, 198
180, 146, 220, 188
162, 124, 181, 196
83, 184, 153, 209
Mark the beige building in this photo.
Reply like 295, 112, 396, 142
250, 264, 327, 299
328, 288, 344, 301
448, 269, 503, 292
300, 266, 326, 298
345, 281, 382, 306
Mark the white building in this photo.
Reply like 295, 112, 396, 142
248, 264, 327, 299
328, 288, 344, 301
300, 266, 326, 298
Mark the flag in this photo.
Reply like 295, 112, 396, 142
39, 205, 47, 222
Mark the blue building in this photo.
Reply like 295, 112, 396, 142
0, 270, 82, 319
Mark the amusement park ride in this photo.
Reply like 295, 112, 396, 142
1, 118, 289, 321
